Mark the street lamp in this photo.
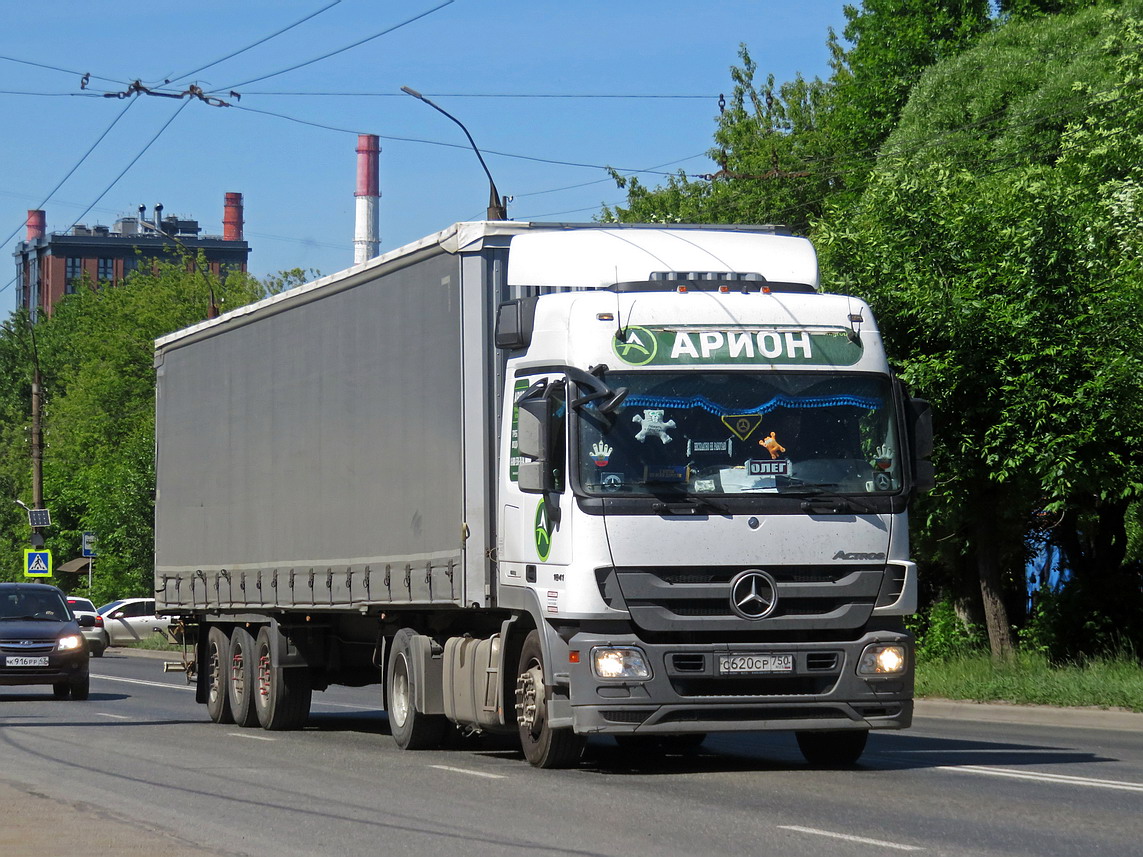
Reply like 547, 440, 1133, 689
401, 86, 508, 220
135, 217, 219, 318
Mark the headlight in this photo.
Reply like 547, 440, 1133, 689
592, 647, 652, 680
57, 634, 85, 652
857, 644, 907, 676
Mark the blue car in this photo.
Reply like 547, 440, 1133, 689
0, 582, 92, 699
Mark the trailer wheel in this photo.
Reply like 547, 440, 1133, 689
228, 627, 259, 727
386, 628, 448, 750
515, 629, 585, 768
254, 626, 312, 730
795, 729, 869, 766
205, 626, 234, 724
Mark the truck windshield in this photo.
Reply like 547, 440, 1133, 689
575, 372, 900, 497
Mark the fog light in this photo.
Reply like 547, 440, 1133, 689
57, 634, 85, 652
592, 647, 651, 680
858, 644, 907, 675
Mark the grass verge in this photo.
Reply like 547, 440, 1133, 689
917, 650, 1143, 712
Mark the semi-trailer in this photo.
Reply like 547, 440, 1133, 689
154, 221, 932, 767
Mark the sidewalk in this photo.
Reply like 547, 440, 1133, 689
915, 697, 1143, 731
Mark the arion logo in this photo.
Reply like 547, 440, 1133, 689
534, 500, 554, 561
613, 326, 658, 366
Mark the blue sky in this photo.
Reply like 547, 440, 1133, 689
1, 1, 849, 315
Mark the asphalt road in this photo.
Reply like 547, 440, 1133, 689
1, 650, 1141, 857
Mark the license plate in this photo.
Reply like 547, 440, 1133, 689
718, 653, 793, 674
5, 656, 49, 667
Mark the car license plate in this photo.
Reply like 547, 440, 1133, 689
718, 653, 793, 674
5, 656, 49, 667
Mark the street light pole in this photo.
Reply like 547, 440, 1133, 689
136, 218, 219, 318
401, 86, 508, 220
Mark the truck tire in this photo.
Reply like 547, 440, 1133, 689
796, 729, 869, 766
254, 626, 312, 730
515, 629, 585, 768
228, 626, 259, 727
386, 628, 448, 750
205, 626, 234, 724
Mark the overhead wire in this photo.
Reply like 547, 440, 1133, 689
0, 99, 191, 296
217, 0, 456, 91
237, 91, 714, 99
0, 96, 139, 254
166, 0, 344, 87
227, 102, 694, 178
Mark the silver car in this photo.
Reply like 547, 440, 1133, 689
66, 597, 110, 657
97, 598, 172, 646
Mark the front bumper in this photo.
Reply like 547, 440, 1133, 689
568, 629, 913, 735
0, 651, 89, 687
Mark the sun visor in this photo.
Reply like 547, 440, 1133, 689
505, 228, 819, 290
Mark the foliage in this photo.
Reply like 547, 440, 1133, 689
1022, 573, 1143, 662
816, 2, 1143, 656
908, 598, 987, 661
0, 260, 271, 603
603, 46, 837, 232
916, 649, 1143, 711
605, 1, 1143, 661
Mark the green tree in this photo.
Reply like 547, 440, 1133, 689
0, 259, 272, 602
817, 3, 1143, 657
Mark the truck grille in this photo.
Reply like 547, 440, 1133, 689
601, 565, 883, 633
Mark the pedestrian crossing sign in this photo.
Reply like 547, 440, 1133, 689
24, 549, 52, 577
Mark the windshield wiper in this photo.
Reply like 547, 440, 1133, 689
651, 497, 729, 515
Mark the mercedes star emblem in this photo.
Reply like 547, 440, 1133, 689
729, 570, 778, 620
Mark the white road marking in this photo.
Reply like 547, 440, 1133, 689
96, 712, 131, 720
227, 732, 276, 741
939, 765, 1143, 793
778, 825, 922, 851
91, 674, 193, 691
430, 765, 505, 780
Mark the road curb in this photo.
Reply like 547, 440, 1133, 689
915, 697, 1143, 731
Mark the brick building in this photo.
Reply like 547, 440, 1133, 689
13, 192, 250, 319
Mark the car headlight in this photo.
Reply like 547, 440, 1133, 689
857, 644, 907, 676
57, 634, 85, 652
592, 647, 652, 680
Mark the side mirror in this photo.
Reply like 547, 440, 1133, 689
908, 397, 935, 493
77, 614, 96, 628
517, 396, 554, 494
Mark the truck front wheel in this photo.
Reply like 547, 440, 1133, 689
515, 630, 584, 768
205, 626, 233, 724
386, 628, 448, 750
254, 626, 312, 730
228, 627, 259, 727
796, 729, 869, 766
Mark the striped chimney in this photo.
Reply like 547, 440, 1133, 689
354, 134, 380, 264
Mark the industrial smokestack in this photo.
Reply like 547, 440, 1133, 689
354, 134, 380, 264
223, 192, 244, 241
26, 210, 46, 241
